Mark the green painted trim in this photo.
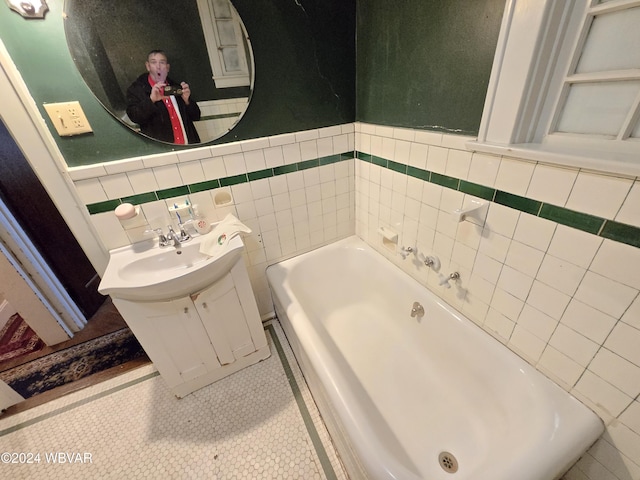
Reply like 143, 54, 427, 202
266, 323, 338, 480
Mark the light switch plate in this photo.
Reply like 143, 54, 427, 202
43, 101, 93, 136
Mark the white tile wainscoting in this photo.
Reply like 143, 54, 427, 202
70, 122, 640, 480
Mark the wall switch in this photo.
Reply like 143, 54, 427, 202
43, 101, 93, 136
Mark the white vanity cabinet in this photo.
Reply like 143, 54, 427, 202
111, 257, 269, 398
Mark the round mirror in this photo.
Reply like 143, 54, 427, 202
63, 0, 254, 145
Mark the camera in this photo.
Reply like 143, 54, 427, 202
163, 85, 183, 96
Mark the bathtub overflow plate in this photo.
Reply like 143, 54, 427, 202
438, 451, 459, 474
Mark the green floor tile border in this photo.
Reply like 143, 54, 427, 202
0, 370, 160, 437
356, 152, 640, 249
86, 152, 355, 215
266, 322, 338, 480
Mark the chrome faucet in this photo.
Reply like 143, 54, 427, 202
166, 226, 181, 248
164, 225, 191, 248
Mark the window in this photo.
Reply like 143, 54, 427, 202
469, 0, 640, 176
196, 0, 251, 88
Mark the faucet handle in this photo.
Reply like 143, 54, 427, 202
144, 227, 169, 246
178, 226, 191, 242
438, 272, 460, 288
399, 246, 415, 260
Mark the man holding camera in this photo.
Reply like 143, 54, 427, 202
126, 50, 201, 144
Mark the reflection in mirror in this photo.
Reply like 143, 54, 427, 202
63, 0, 253, 145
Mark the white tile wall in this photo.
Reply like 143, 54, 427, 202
353, 122, 640, 480
72, 125, 356, 318
69, 122, 640, 480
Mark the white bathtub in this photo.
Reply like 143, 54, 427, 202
266, 236, 604, 480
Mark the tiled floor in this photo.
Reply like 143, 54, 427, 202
0, 321, 348, 480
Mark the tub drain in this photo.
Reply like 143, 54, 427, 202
438, 451, 458, 473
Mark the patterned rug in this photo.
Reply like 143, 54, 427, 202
0, 313, 45, 363
0, 328, 146, 399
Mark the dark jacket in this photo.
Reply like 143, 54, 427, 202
126, 73, 201, 144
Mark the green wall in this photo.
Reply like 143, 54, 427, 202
0, 0, 356, 167
1, 0, 504, 167
356, 0, 504, 135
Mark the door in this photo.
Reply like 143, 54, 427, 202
193, 272, 256, 363
0, 120, 105, 318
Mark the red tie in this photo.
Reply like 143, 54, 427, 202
148, 76, 186, 144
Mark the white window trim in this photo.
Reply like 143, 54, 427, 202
196, 0, 251, 89
468, 0, 640, 177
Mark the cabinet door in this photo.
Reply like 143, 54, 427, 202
113, 297, 221, 387
192, 272, 256, 364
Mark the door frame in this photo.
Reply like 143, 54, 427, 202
0, 199, 81, 336
0, 39, 108, 274
0, 40, 109, 330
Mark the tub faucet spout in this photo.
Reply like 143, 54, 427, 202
410, 301, 424, 319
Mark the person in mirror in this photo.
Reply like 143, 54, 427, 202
126, 50, 201, 144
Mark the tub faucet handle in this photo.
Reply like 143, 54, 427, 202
438, 272, 460, 288
410, 301, 424, 319
420, 254, 441, 271
399, 246, 415, 260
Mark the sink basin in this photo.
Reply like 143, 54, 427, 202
98, 233, 244, 301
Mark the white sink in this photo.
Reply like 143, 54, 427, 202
98, 233, 244, 301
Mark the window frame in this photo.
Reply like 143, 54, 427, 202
468, 0, 640, 177
196, 0, 251, 89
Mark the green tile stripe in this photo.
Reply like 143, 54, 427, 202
85, 149, 640, 250
87, 199, 121, 214
539, 204, 604, 235
459, 180, 495, 201
157, 186, 189, 199
199, 112, 242, 121
354, 152, 640, 249
600, 221, 640, 248
122, 192, 158, 205
431, 172, 459, 190
266, 323, 338, 480
85, 152, 356, 215
494, 190, 541, 215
